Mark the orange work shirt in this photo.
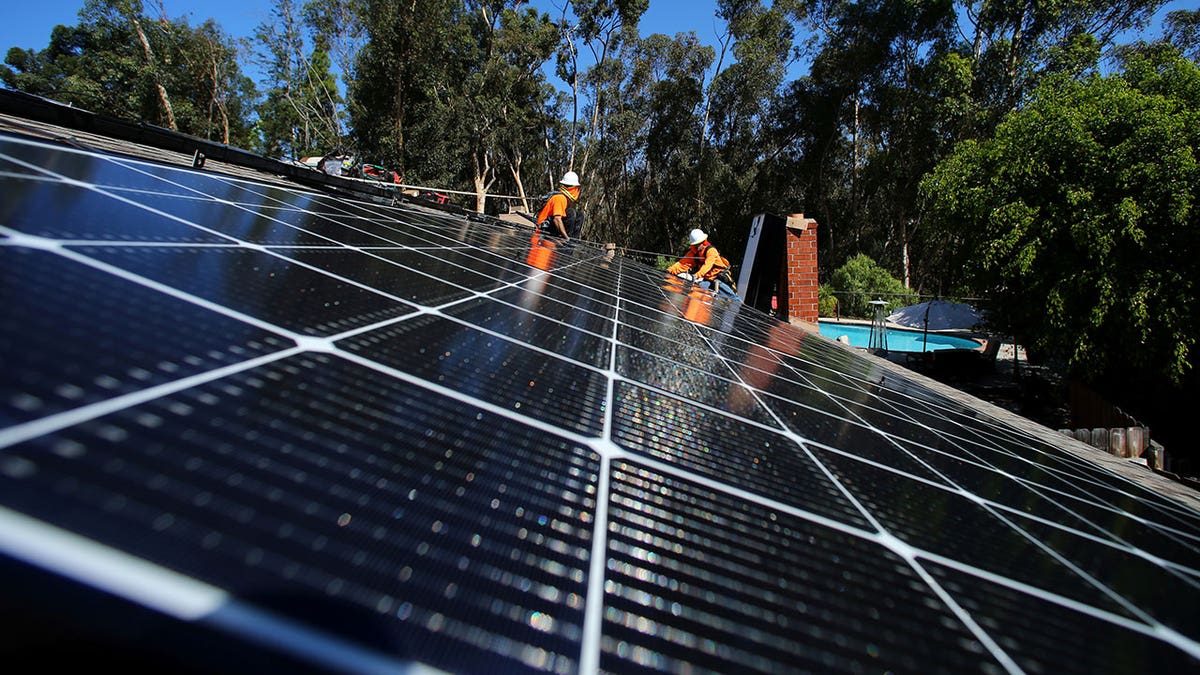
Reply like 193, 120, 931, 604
668, 243, 729, 281
536, 186, 579, 228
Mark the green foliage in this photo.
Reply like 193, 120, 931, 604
922, 48, 1200, 388
3, 0, 1192, 389
253, 0, 347, 160
827, 254, 915, 318
582, 30, 713, 251
1164, 9, 1200, 61
817, 284, 839, 318
348, 0, 461, 176
2, 0, 257, 147
346, 0, 558, 210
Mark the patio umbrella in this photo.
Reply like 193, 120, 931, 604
887, 300, 986, 331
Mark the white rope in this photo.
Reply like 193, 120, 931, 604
331, 172, 531, 201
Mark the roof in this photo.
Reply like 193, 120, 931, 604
1, 89, 1198, 673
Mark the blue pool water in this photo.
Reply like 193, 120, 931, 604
818, 321, 982, 352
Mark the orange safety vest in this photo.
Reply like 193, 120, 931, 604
536, 187, 581, 237
675, 242, 730, 281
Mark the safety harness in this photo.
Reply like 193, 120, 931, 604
694, 242, 737, 292
539, 188, 582, 238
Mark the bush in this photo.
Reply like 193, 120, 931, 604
818, 284, 839, 317
828, 254, 915, 318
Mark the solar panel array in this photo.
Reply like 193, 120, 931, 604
1, 132, 1198, 674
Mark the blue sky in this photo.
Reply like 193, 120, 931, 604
0, 1, 728, 54
1, 0, 1190, 86
0, 0, 731, 89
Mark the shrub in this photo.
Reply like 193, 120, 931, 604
828, 254, 915, 318
818, 284, 839, 317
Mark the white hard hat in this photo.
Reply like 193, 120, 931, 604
688, 228, 708, 245
559, 171, 580, 187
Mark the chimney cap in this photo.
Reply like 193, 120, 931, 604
786, 214, 817, 230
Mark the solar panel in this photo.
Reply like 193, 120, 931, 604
2, 129, 1199, 674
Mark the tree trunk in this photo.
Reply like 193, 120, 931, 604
472, 148, 495, 214
1005, 7, 1028, 107
208, 45, 230, 144
852, 94, 860, 216
132, 17, 177, 130
508, 147, 529, 213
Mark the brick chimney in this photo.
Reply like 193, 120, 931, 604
782, 213, 819, 325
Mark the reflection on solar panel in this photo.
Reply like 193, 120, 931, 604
2, 130, 1199, 674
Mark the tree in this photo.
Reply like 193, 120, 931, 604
303, 0, 365, 84
921, 47, 1199, 450
554, 0, 649, 176
779, 0, 960, 289
168, 19, 258, 147
698, 0, 796, 261
345, 1, 557, 211
453, 2, 558, 213
827, 253, 915, 318
348, 0, 460, 177
1163, 8, 1200, 62
2, 0, 256, 147
254, 0, 346, 159
781, 0, 1173, 294
591, 31, 712, 249
2, 25, 93, 100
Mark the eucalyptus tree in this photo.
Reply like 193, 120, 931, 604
2, 0, 256, 147
783, 0, 1171, 290
960, 0, 1168, 118
494, 81, 562, 213
255, 0, 314, 158
348, 0, 460, 176
89, 0, 180, 129
302, 0, 366, 85
553, 0, 649, 176
255, 0, 347, 160
348, 1, 557, 211
699, 0, 796, 259
0, 0, 182, 127
2, 25, 94, 103
168, 19, 258, 147
1163, 8, 1199, 61
588, 31, 713, 251
454, 2, 559, 213
573, 0, 797, 255
778, 0, 960, 286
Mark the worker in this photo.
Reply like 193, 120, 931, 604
668, 228, 739, 299
536, 171, 582, 240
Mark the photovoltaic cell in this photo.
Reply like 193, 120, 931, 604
338, 315, 609, 437
1, 353, 599, 673
0, 178, 235, 242
2, 129, 1199, 674
602, 461, 995, 673
610, 381, 872, 528
0, 246, 292, 426
925, 561, 1199, 674
71, 245, 415, 336
442, 297, 613, 369
272, 248, 478, 306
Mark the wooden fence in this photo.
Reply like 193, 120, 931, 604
1058, 426, 1165, 471
1059, 380, 1165, 470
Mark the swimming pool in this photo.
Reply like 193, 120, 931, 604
818, 321, 982, 352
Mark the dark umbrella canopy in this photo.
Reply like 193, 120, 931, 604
887, 300, 986, 331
